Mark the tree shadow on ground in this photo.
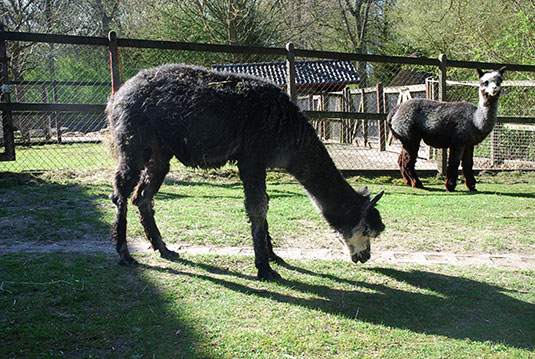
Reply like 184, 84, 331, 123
0, 172, 216, 358
145, 256, 535, 351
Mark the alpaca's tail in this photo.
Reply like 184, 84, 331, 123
386, 104, 399, 127
386, 104, 400, 140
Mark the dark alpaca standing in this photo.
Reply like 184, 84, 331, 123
387, 67, 506, 191
107, 63, 385, 281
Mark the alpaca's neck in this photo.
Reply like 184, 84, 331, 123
285, 134, 363, 229
474, 93, 499, 135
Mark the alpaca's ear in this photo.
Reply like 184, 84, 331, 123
498, 66, 506, 75
367, 190, 384, 208
477, 69, 485, 78
358, 186, 371, 197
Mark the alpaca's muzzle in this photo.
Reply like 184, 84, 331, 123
350, 241, 371, 264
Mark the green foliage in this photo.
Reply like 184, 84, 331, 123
492, 5, 535, 64
387, 0, 534, 63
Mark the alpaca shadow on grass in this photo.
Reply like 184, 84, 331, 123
465, 190, 535, 199
397, 185, 535, 199
141, 257, 535, 351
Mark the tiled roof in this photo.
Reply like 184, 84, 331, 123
212, 59, 360, 87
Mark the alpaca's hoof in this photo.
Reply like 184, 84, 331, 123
160, 249, 180, 260
468, 187, 477, 192
118, 255, 138, 266
258, 269, 282, 281
445, 184, 456, 192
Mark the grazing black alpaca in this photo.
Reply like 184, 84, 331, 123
107, 63, 385, 280
387, 67, 506, 191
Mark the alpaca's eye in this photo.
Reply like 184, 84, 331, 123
483, 81, 489, 86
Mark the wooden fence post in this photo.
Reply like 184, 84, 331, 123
108, 31, 122, 93
0, 23, 15, 161
285, 42, 297, 104
425, 78, 434, 159
436, 54, 448, 175
361, 88, 368, 147
40, 84, 52, 141
376, 82, 386, 151
342, 87, 352, 143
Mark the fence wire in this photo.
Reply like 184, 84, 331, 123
1, 33, 535, 173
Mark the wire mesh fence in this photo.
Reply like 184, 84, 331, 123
1, 30, 535, 173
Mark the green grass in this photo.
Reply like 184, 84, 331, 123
1, 168, 534, 358
0, 143, 114, 172
1, 253, 533, 358
1, 168, 533, 255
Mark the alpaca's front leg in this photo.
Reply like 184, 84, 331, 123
264, 220, 285, 264
239, 163, 281, 281
250, 216, 281, 280
462, 145, 477, 191
445, 146, 464, 192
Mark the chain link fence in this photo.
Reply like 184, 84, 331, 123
1, 30, 535, 173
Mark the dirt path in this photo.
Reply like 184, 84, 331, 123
1, 239, 533, 270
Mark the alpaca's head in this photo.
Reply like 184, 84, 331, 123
338, 188, 385, 264
477, 66, 506, 100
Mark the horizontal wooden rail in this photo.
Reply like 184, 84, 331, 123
10, 80, 111, 86
447, 59, 535, 72
0, 103, 106, 113
3, 29, 535, 72
497, 116, 535, 124
3, 104, 534, 124
0, 31, 107, 46
116, 38, 287, 56
305, 110, 387, 121
295, 49, 440, 66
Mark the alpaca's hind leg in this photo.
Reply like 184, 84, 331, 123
397, 148, 411, 185
462, 145, 477, 191
400, 144, 424, 189
445, 146, 465, 192
239, 163, 281, 281
110, 156, 145, 266
132, 150, 178, 260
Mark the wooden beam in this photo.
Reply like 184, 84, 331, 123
304, 111, 386, 121
0, 24, 15, 161
0, 30, 107, 46
108, 31, 122, 93
0, 103, 106, 112
285, 43, 297, 104
436, 54, 448, 175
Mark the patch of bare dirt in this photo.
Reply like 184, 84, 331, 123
0, 238, 533, 270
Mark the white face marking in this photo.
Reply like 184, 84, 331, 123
336, 219, 374, 256
345, 232, 370, 255
480, 71, 502, 97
